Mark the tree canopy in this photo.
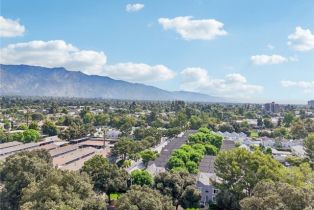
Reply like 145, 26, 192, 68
81, 155, 130, 201
20, 170, 105, 210
115, 185, 174, 210
240, 180, 314, 210
154, 171, 200, 209
131, 169, 153, 186
304, 133, 314, 166
214, 148, 283, 209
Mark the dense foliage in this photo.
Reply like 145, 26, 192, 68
81, 155, 130, 201
167, 128, 222, 173
154, 171, 201, 209
115, 185, 174, 210
131, 169, 153, 186
0, 150, 104, 210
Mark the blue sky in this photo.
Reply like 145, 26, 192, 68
1, 0, 314, 104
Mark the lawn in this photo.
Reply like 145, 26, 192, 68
250, 131, 259, 138
110, 193, 120, 200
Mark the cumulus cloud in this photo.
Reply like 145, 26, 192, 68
288, 27, 314, 51
0, 40, 107, 75
281, 80, 314, 93
0, 40, 175, 83
158, 16, 227, 40
250, 54, 297, 65
102, 63, 175, 82
0, 16, 25, 37
126, 3, 144, 12
180, 67, 263, 98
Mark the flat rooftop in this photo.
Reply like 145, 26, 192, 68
39, 136, 59, 144
39, 143, 59, 151
49, 145, 79, 157
0, 142, 39, 156
0, 141, 22, 150
53, 147, 97, 167
60, 153, 97, 171
79, 140, 104, 147
69, 137, 89, 144
59, 149, 109, 171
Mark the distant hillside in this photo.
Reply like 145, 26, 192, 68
0, 64, 225, 102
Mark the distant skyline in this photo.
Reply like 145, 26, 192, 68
0, 0, 313, 104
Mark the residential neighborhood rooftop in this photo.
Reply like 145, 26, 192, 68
49, 145, 79, 157
53, 147, 97, 167
0, 142, 39, 156
0, 141, 22, 150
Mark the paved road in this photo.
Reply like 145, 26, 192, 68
126, 137, 170, 173
149, 130, 196, 168
126, 131, 191, 173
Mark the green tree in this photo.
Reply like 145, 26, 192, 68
81, 155, 130, 202
218, 123, 235, 132
154, 171, 199, 209
115, 185, 174, 210
263, 118, 273, 129
240, 180, 314, 210
42, 120, 59, 136
179, 186, 201, 209
285, 156, 307, 167
31, 113, 44, 121
186, 161, 198, 174
17, 124, 28, 130
190, 116, 203, 130
214, 148, 283, 210
0, 150, 52, 210
82, 112, 95, 124
140, 149, 158, 168
168, 156, 185, 169
22, 129, 40, 143
131, 170, 153, 186
188, 129, 223, 149
28, 121, 39, 131
273, 127, 288, 138
112, 138, 135, 160
304, 119, 314, 133
257, 118, 263, 127
280, 163, 314, 188
291, 121, 308, 139
283, 112, 295, 127
11, 132, 24, 142
20, 170, 105, 210
94, 113, 109, 126
204, 144, 218, 155
304, 133, 314, 167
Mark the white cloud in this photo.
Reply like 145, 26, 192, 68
0, 40, 175, 83
158, 16, 227, 40
250, 54, 297, 65
180, 67, 263, 98
281, 80, 314, 93
126, 3, 144, 12
0, 16, 25, 37
0, 40, 107, 75
288, 27, 314, 51
102, 63, 175, 82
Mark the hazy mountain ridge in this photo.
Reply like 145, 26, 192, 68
0, 64, 224, 102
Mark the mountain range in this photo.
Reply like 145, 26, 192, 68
0, 64, 225, 102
